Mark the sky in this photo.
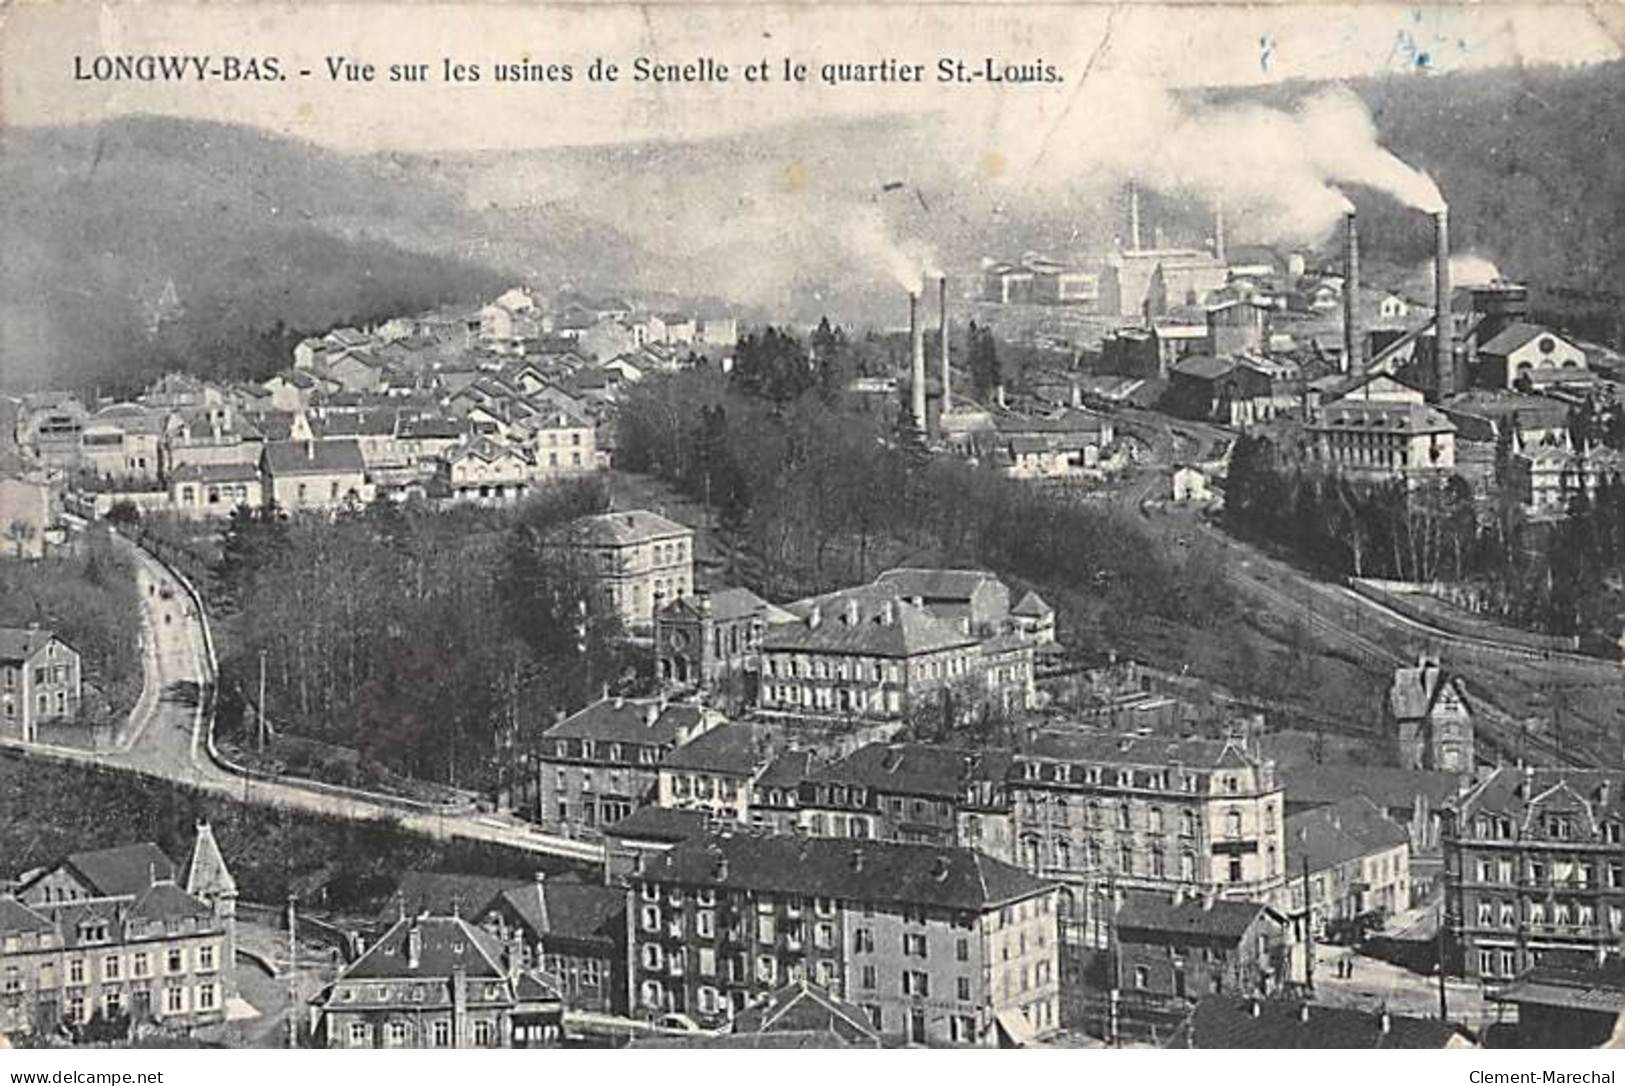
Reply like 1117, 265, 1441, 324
2, 2, 1621, 153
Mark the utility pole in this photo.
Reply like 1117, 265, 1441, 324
1436, 895, 1450, 1021
257, 648, 268, 753
1302, 854, 1315, 995
286, 893, 298, 1048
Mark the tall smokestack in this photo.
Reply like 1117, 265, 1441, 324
1213, 199, 1226, 266
1343, 212, 1361, 374
1128, 184, 1142, 252
909, 292, 926, 433
938, 275, 951, 413
1435, 208, 1454, 398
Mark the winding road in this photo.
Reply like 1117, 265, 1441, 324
4, 532, 604, 867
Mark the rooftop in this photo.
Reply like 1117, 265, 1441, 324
341, 914, 507, 981
1285, 796, 1409, 875
262, 438, 365, 476
641, 832, 1056, 913
765, 585, 977, 659
660, 723, 771, 776
1167, 997, 1469, 1049
545, 696, 720, 747
0, 626, 63, 663
562, 509, 692, 547
1115, 890, 1284, 943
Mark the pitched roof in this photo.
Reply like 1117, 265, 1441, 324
262, 438, 365, 476
1012, 591, 1054, 618
660, 586, 784, 624
1388, 658, 1468, 722
756, 750, 814, 790
811, 743, 986, 801
0, 896, 54, 937
545, 697, 719, 746
872, 568, 1003, 603
341, 914, 508, 981
1022, 730, 1263, 772
1170, 354, 1237, 381
1456, 767, 1625, 825
730, 980, 881, 1044
641, 833, 1056, 913
385, 871, 522, 923
485, 877, 626, 945
1115, 890, 1282, 943
1310, 401, 1456, 435
169, 462, 260, 485
0, 627, 61, 662
765, 585, 977, 659
661, 724, 770, 776
562, 509, 692, 546
1479, 322, 1567, 357
60, 843, 176, 898
1490, 959, 1625, 1013
603, 806, 713, 845
184, 823, 237, 900
1280, 764, 1463, 813
1167, 997, 1469, 1048
1286, 796, 1409, 875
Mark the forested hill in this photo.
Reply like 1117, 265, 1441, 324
0, 116, 512, 394
4, 59, 1621, 393
1210, 61, 1624, 333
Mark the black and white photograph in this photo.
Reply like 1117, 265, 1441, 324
1, 0, 1624, 1061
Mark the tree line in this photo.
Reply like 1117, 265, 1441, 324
1225, 433, 1625, 645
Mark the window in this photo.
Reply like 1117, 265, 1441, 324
133, 952, 149, 978
957, 976, 972, 1001
198, 945, 215, 971
1134, 965, 1149, 990
902, 970, 929, 997
903, 933, 928, 958
1228, 855, 1243, 883
861, 964, 877, 989
956, 937, 969, 962
433, 1020, 450, 1047
641, 943, 664, 971
168, 948, 185, 974
165, 986, 186, 1014
854, 928, 874, 954
69, 958, 84, 985
757, 955, 777, 985
472, 1020, 494, 1047
103, 955, 121, 981
1226, 810, 1243, 838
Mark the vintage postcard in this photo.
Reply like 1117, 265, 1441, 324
2, 0, 1624, 1063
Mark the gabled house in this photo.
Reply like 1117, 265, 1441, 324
0, 626, 81, 741
1388, 654, 1474, 774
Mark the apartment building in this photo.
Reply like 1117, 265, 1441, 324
534, 695, 727, 835
1284, 796, 1412, 939
630, 832, 1061, 1046
0, 626, 81, 742
2, 828, 238, 1040
1445, 767, 1625, 983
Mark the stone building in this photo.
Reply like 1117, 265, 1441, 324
555, 510, 694, 631
1389, 654, 1474, 774
0, 626, 81, 742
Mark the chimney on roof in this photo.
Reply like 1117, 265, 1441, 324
613, 695, 625, 710
305, 439, 315, 460
645, 701, 661, 727
880, 600, 896, 626
808, 604, 822, 630
534, 871, 547, 886
1072, 383, 1082, 410
1202, 893, 1215, 912
1298, 1003, 1311, 1024
939, 276, 952, 414
1379, 1008, 1391, 1035
845, 598, 860, 626
932, 856, 951, 882
406, 918, 423, 970
850, 848, 865, 873
713, 854, 729, 881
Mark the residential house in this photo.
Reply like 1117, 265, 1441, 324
554, 510, 695, 631
798, 743, 998, 846
723, 979, 882, 1046
1508, 446, 1625, 516
309, 913, 561, 1048
1389, 654, 1475, 774
168, 462, 263, 519
1444, 767, 1625, 983
630, 832, 1062, 1045
476, 873, 632, 1015
1307, 400, 1457, 481
4, 829, 237, 1039
261, 439, 370, 513
1113, 891, 1290, 1008
1284, 796, 1412, 938
535, 695, 727, 835
656, 724, 775, 823
1010, 592, 1056, 645
78, 407, 164, 486
515, 405, 598, 479
749, 752, 814, 835
0, 626, 81, 741
444, 438, 534, 506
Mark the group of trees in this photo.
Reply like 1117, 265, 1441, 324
211, 481, 636, 795
0, 530, 142, 724
618, 328, 1236, 653
1225, 433, 1625, 643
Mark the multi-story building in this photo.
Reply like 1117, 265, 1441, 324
1306, 399, 1458, 481
3, 828, 237, 1040
1388, 654, 1475, 774
998, 731, 1287, 942
1, 626, 81, 742
555, 510, 694, 631
475, 874, 632, 1016
1507, 446, 1625, 517
655, 724, 774, 823
1284, 796, 1412, 939
798, 743, 1006, 846
654, 587, 793, 698
1445, 767, 1625, 983
168, 462, 264, 519
630, 832, 1062, 1046
534, 695, 726, 836
310, 913, 561, 1048
756, 586, 983, 721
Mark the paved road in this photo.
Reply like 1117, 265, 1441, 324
6, 534, 604, 867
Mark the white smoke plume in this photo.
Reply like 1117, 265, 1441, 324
1448, 253, 1503, 287
843, 204, 939, 296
